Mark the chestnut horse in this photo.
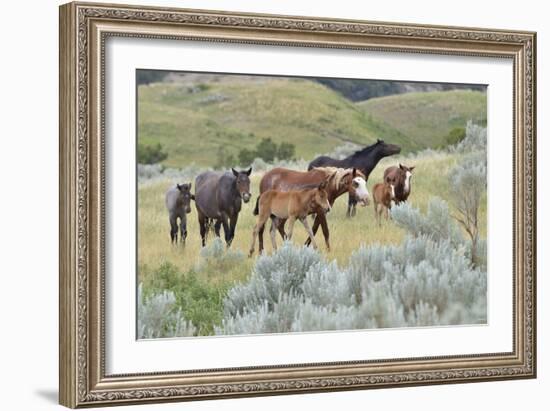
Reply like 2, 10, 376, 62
249, 181, 331, 257
254, 167, 369, 252
372, 182, 395, 226
384, 163, 415, 204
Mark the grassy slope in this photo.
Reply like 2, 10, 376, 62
358, 90, 487, 149
138, 78, 412, 168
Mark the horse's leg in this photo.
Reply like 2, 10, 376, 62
249, 212, 269, 257
277, 218, 287, 240
351, 199, 357, 217
286, 216, 297, 241
169, 213, 178, 244
304, 214, 321, 247
319, 214, 330, 251
300, 217, 318, 249
228, 213, 239, 246
214, 220, 222, 237
198, 213, 207, 246
346, 193, 353, 218
220, 214, 231, 247
179, 215, 187, 245
269, 217, 278, 251
258, 223, 265, 254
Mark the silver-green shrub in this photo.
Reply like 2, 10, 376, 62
391, 198, 464, 248
137, 284, 196, 339
454, 121, 487, 154
216, 201, 487, 335
196, 237, 245, 273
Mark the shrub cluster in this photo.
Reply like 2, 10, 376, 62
137, 284, 196, 339
215, 198, 486, 336
137, 142, 168, 165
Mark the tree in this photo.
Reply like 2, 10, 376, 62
215, 146, 236, 170
238, 148, 256, 167
446, 127, 466, 146
137, 142, 168, 164
277, 142, 295, 161
136, 70, 167, 85
255, 138, 278, 163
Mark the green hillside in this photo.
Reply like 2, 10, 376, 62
137, 78, 410, 168
138, 80, 486, 168
358, 90, 487, 149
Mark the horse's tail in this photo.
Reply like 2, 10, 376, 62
253, 196, 260, 216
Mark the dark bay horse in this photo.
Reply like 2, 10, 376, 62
249, 181, 332, 257
194, 168, 252, 247
308, 139, 401, 217
254, 167, 369, 252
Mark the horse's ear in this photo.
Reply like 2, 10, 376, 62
176, 183, 182, 191
232, 168, 239, 177
409, 166, 415, 172
399, 163, 405, 170
352, 168, 357, 177
246, 167, 252, 176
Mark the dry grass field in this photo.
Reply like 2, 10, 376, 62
137, 150, 487, 291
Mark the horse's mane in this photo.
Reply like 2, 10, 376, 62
350, 140, 380, 158
311, 167, 362, 190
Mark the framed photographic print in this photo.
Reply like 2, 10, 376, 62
59, 1, 537, 408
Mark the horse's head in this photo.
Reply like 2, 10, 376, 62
176, 183, 194, 214
232, 167, 252, 203
348, 168, 370, 206
313, 180, 332, 214
377, 139, 401, 156
399, 163, 415, 191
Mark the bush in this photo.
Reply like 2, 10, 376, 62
136, 70, 167, 86
141, 262, 229, 336
137, 142, 168, 164
277, 142, 296, 161
256, 138, 278, 163
137, 284, 196, 339
215, 146, 236, 170
391, 198, 464, 248
196, 238, 245, 274
446, 127, 466, 146
453, 121, 487, 154
237, 137, 296, 167
216, 201, 487, 336
448, 154, 487, 267
238, 148, 257, 167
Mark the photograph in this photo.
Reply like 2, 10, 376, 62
136, 70, 489, 339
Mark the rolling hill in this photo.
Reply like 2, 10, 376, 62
358, 89, 487, 149
138, 78, 486, 168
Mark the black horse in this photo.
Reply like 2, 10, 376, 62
308, 139, 401, 217
194, 168, 252, 247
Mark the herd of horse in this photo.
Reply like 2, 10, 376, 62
164, 139, 415, 256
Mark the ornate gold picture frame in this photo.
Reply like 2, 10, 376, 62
59, 1, 536, 408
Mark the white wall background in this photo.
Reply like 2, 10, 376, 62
0, 0, 546, 409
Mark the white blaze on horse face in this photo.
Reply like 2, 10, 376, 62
353, 177, 370, 205
404, 170, 412, 193
390, 184, 396, 199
